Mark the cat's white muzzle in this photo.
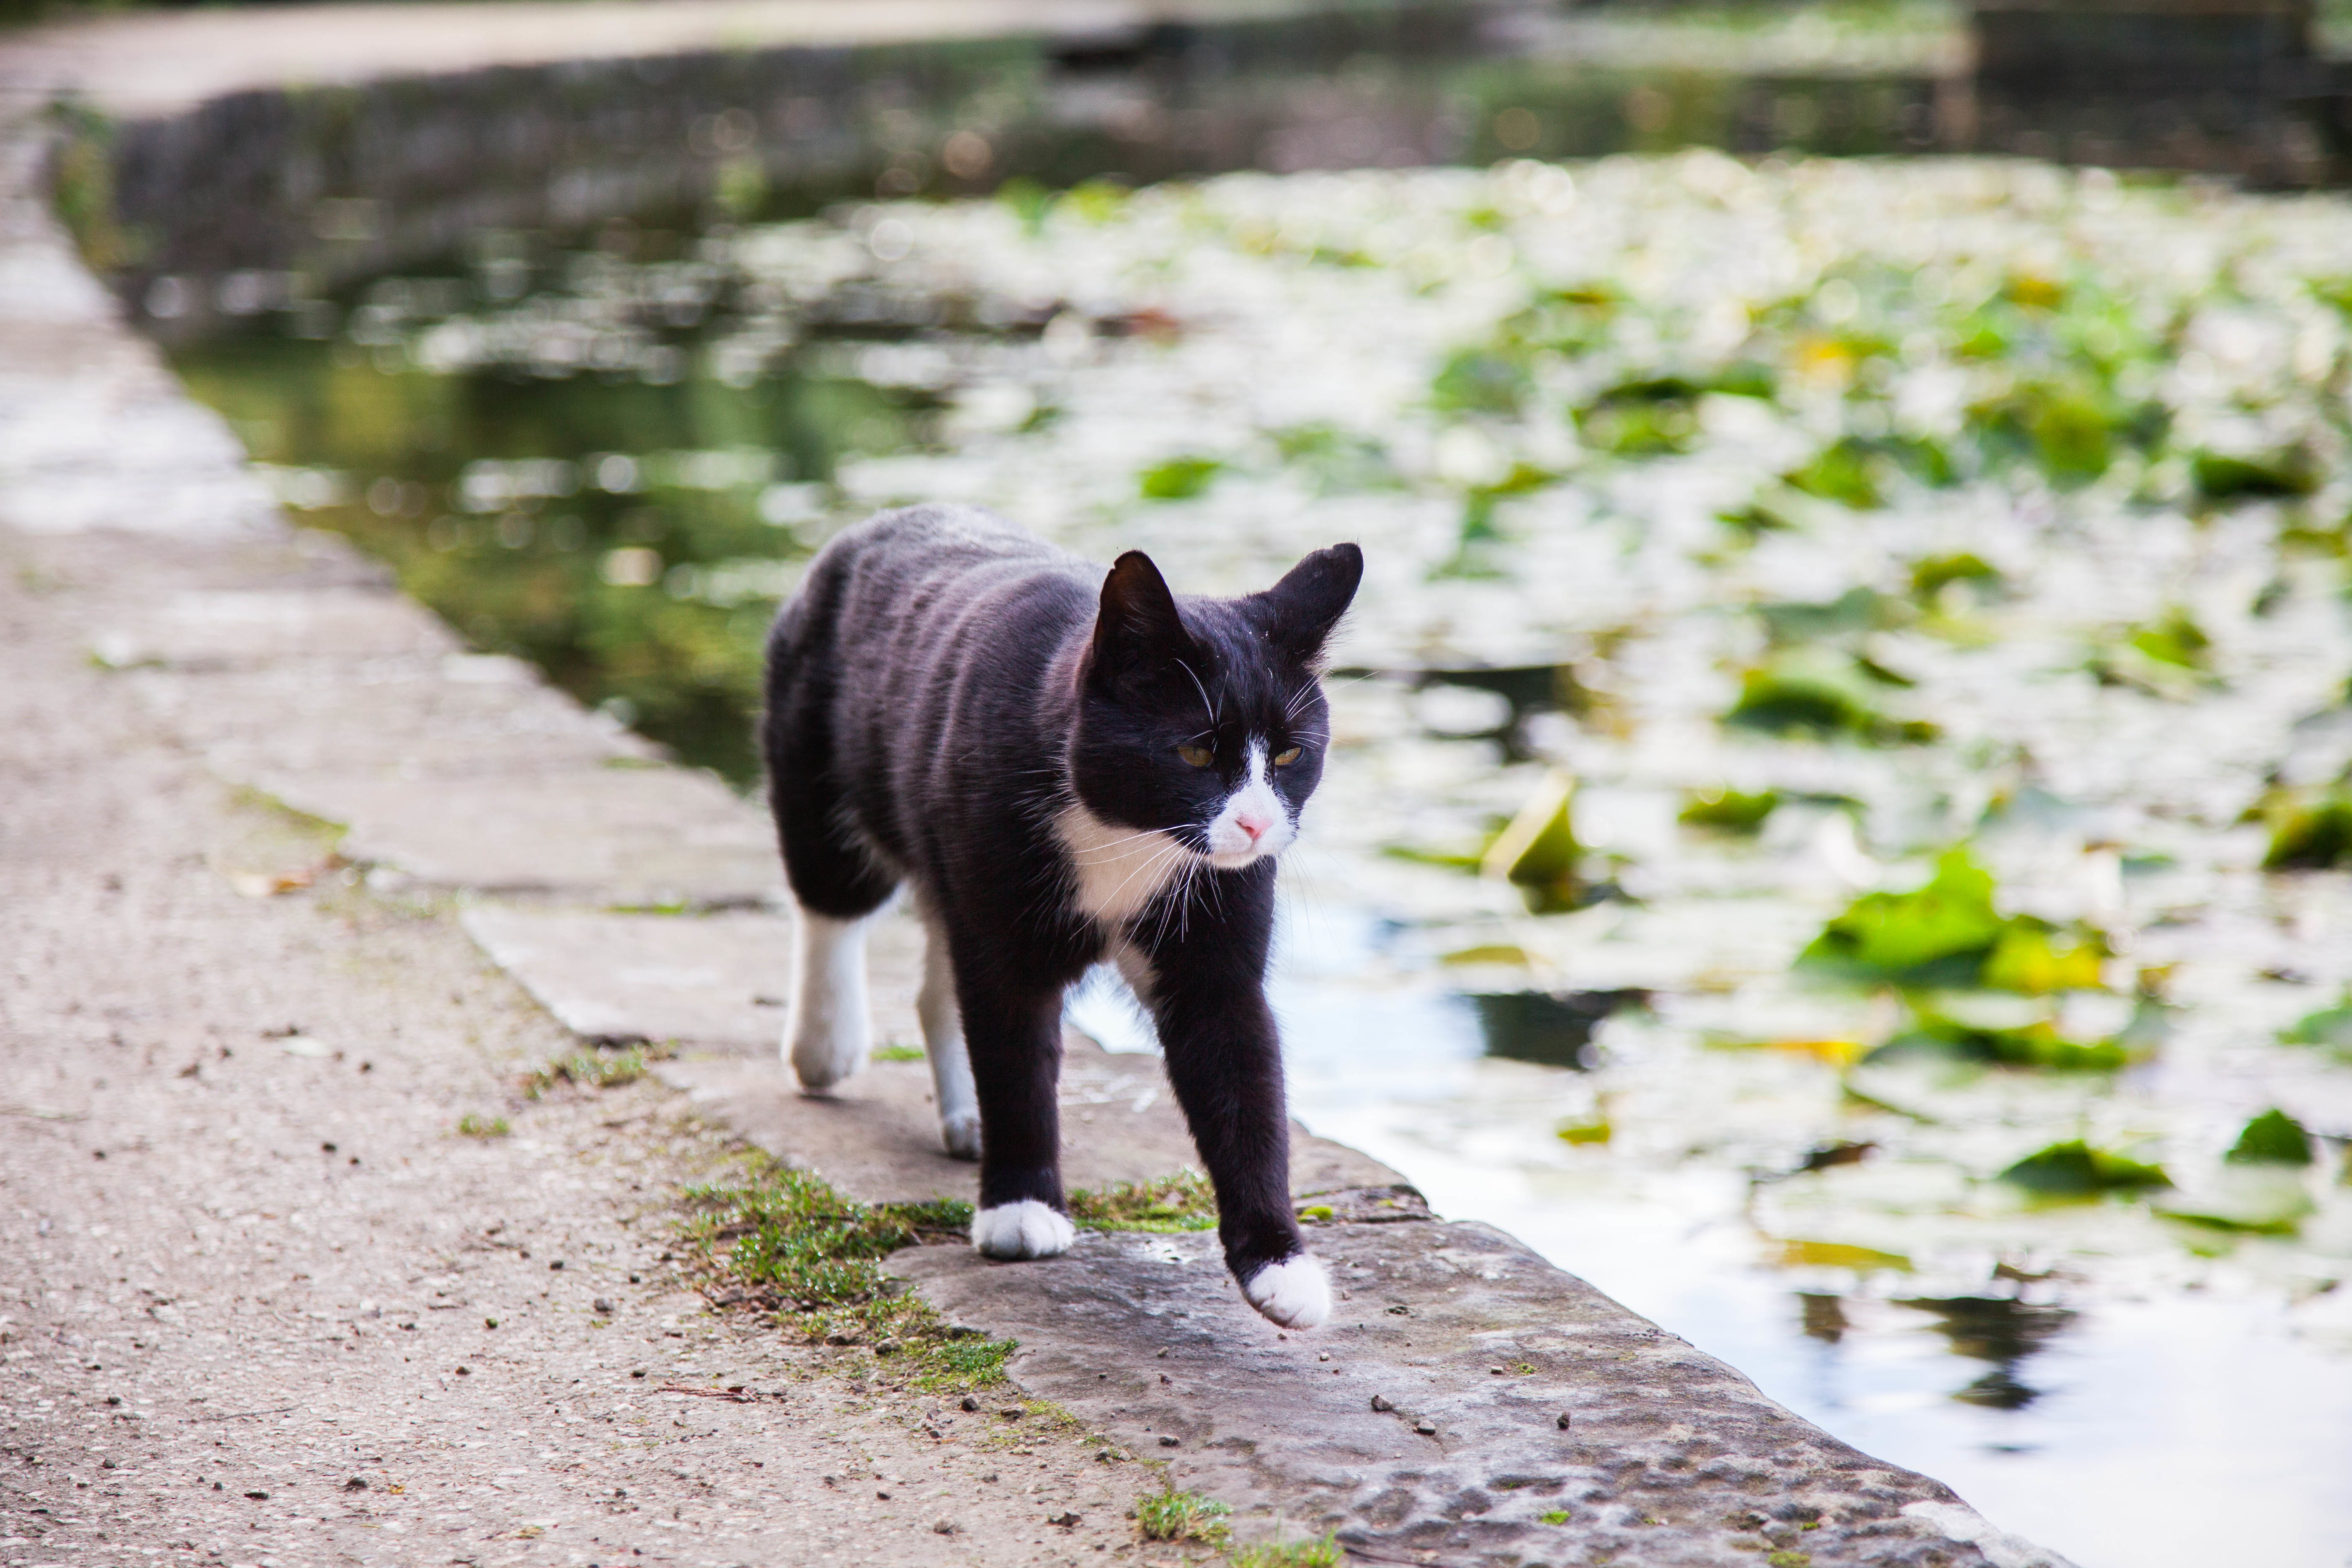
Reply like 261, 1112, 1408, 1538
1203, 745, 1294, 868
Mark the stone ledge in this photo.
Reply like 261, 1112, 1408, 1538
900, 1220, 2051, 1566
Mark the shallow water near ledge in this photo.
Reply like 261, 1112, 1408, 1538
170, 155, 2352, 1568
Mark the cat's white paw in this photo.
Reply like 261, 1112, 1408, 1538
970, 1200, 1075, 1260
1242, 1253, 1332, 1329
787, 1016, 866, 1093
940, 1111, 982, 1161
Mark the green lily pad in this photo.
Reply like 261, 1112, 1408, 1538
1481, 771, 1580, 914
2226, 1108, 2315, 1166
1874, 1015, 2131, 1072
2193, 446, 2318, 501
1431, 347, 1529, 416
1725, 648, 1934, 744
2260, 787, 2352, 870
1910, 552, 2001, 603
2280, 994, 2352, 1053
1998, 1139, 2171, 1196
1137, 456, 1223, 501
1679, 787, 1780, 833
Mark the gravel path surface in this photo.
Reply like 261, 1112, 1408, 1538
0, 536, 1167, 1567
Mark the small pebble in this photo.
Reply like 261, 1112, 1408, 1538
593, 1298, 615, 1315
343, 1477, 368, 1492
1414, 1420, 1438, 1435
1158, 1435, 1179, 1447
932, 1519, 960, 1535
960, 1395, 980, 1412
548, 1260, 564, 1271
1556, 1412, 1573, 1430
1370, 1395, 1395, 1412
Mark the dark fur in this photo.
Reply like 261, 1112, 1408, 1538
761, 504, 1361, 1289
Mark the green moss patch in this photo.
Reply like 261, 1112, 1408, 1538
1069, 1169, 1218, 1233
681, 1157, 1012, 1390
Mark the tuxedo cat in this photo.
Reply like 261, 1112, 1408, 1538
761, 504, 1362, 1328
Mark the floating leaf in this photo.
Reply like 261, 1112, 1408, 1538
2226, 1108, 2314, 1167
1725, 650, 1933, 744
1555, 1118, 1612, 1145
1876, 1014, 2131, 1072
1439, 943, 1532, 967
2193, 446, 2318, 501
1802, 848, 2110, 996
1431, 347, 1530, 416
1980, 926, 2107, 995
1481, 770, 1580, 913
1137, 456, 1222, 501
1775, 1238, 1912, 1272
1910, 552, 2001, 602
1679, 787, 1779, 833
1998, 1140, 2170, 1196
2127, 607, 2211, 673
1577, 379, 1700, 456
1800, 848, 2009, 987
2259, 787, 2352, 870
2280, 993, 2352, 1053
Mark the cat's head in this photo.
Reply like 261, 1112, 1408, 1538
1072, 543, 1363, 870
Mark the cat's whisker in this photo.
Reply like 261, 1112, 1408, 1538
1173, 658, 1219, 728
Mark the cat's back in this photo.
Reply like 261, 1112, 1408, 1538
789, 503, 1083, 645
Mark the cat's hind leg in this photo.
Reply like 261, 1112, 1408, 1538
787, 906, 872, 1093
764, 672, 897, 1094
916, 909, 981, 1160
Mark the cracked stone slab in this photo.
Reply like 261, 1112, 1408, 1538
91, 586, 459, 668
659, 1033, 1402, 1207
130, 655, 664, 785
269, 768, 779, 904
461, 905, 922, 1050
897, 1222, 2068, 1568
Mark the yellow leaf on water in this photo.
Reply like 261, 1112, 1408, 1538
1764, 1037, 1867, 1067
1439, 943, 1532, 967
1775, 1239, 1912, 1272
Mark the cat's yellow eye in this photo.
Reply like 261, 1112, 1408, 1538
1272, 746, 1303, 766
1177, 743, 1215, 768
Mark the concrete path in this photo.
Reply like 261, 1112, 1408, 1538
0, 6, 2066, 1563
0, 0, 1295, 118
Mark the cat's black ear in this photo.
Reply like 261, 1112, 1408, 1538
1253, 543, 1362, 663
1092, 550, 1197, 674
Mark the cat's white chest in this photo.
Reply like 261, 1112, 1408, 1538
1055, 805, 1187, 927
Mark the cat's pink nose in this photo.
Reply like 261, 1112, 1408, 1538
1235, 813, 1270, 842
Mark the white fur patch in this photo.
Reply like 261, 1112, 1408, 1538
916, 911, 981, 1160
786, 908, 869, 1092
970, 1200, 1076, 1260
1241, 1253, 1331, 1329
1056, 804, 1189, 926
1204, 742, 1295, 869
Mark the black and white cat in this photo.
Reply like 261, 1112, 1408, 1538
761, 503, 1362, 1328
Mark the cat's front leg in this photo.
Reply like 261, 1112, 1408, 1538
1134, 911, 1332, 1329
954, 963, 1076, 1260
